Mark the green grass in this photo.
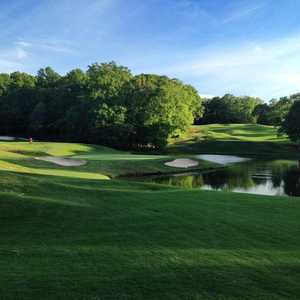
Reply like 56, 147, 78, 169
0, 141, 218, 178
168, 124, 298, 157
1, 130, 300, 299
1, 171, 300, 299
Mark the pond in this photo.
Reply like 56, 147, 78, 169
147, 156, 300, 197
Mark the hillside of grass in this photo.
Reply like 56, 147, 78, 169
168, 124, 298, 157
1, 170, 300, 299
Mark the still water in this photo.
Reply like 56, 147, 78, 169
148, 156, 300, 197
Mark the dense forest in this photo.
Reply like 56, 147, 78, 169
0, 61, 299, 149
0, 62, 202, 149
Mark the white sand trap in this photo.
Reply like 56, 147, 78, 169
165, 158, 199, 168
0, 136, 15, 141
196, 154, 249, 165
35, 156, 87, 166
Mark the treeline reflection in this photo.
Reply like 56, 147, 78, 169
151, 160, 300, 197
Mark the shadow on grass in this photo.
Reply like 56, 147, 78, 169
169, 140, 298, 158
1, 257, 300, 299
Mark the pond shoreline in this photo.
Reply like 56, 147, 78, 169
118, 164, 228, 179
137, 157, 300, 197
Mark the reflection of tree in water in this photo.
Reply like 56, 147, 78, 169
282, 166, 300, 196
152, 159, 300, 196
271, 173, 282, 188
202, 166, 255, 191
155, 165, 256, 191
269, 161, 297, 188
154, 174, 204, 189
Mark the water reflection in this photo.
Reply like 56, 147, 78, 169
149, 160, 300, 197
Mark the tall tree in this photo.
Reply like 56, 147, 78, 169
279, 100, 300, 145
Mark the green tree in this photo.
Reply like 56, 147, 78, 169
201, 94, 262, 124
0, 62, 202, 150
29, 102, 47, 136
124, 74, 201, 149
279, 100, 300, 144
37, 67, 61, 88
268, 97, 293, 126
87, 61, 132, 103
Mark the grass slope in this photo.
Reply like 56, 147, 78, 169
169, 124, 298, 158
1, 171, 300, 299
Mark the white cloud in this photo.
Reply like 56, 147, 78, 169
160, 33, 300, 99
0, 42, 30, 72
15, 47, 28, 60
0, 58, 22, 73
173, 0, 266, 27
38, 43, 75, 54
201, 94, 215, 99
15, 39, 76, 54
15, 41, 32, 48
222, 1, 266, 24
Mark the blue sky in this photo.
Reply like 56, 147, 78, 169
1, 0, 300, 100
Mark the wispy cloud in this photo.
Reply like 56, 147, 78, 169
0, 38, 74, 73
15, 39, 76, 54
0, 45, 28, 72
15, 47, 28, 59
38, 42, 76, 54
173, 0, 266, 26
222, 1, 266, 24
159, 33, 300, 99
15, 41, 32, 48
201, 94, 215, 99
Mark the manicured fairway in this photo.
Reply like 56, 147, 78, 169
0, 141, 218, 178
168, 124, 297, 157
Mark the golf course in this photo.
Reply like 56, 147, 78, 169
3, 1, 300, 298
1, 124, 300, 299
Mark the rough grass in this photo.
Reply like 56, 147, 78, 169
1, 171, 300, 299
168, 124, 297, 157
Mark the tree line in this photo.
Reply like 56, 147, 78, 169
197, 93, 299, 126
0, 62, 202, 149
1, 61, 300, 149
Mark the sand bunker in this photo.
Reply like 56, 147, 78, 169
35, 156, 87, 166
165, 158, 199, 168
196, 154, 249, 165
0, 136, 16, 141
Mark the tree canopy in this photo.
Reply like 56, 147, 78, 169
0, 62, 203, 150
279, 100, 300, 144
198, 94, 262, 124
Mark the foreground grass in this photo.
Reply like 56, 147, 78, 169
168, 124, 298, 158
1, 136, 300, 299
1, 171, 300, 299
